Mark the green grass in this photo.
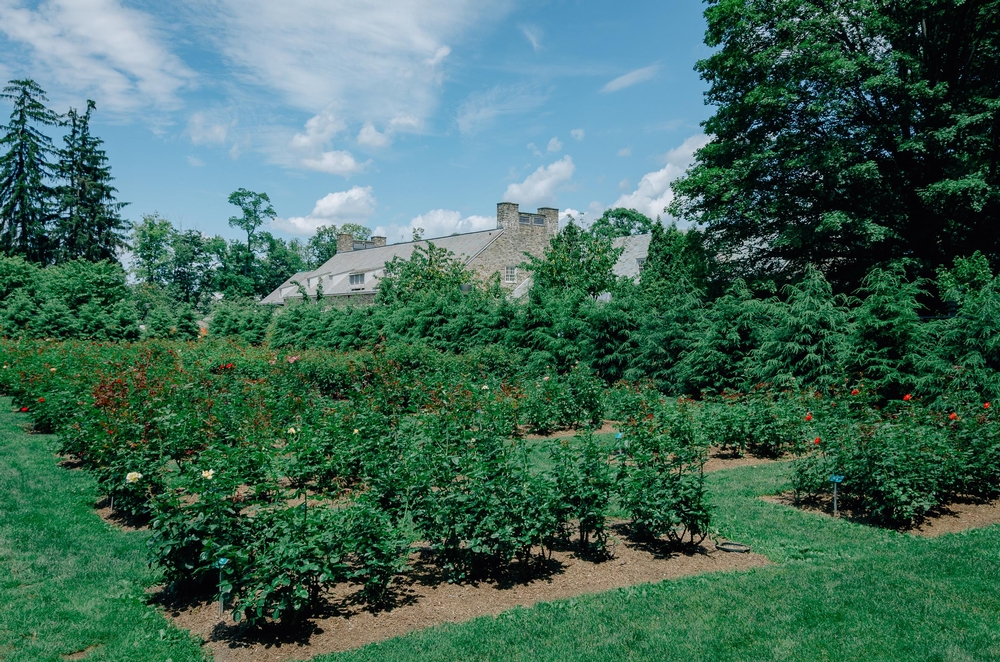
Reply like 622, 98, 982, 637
0, 399, 205, 662
3, 402, 1000, 661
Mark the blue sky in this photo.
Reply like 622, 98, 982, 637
0, 0, 713, 244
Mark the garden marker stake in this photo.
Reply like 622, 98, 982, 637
215, 558, 229, 618
830, 475, 844, 517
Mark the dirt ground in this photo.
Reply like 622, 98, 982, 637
156, 527, 769, 662
761, 492, 1000, 537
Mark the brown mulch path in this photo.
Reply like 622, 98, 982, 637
521, 420, 619, 440
761, 491, 1000, 537
157, 529, 769, 662
703, 448, 782, 473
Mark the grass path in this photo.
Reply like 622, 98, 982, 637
2, 397, 999, 661
0, 399, 205, 662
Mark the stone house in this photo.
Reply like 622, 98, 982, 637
261, 203, 560, 305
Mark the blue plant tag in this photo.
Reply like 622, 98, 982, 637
615, 432, 623, 439
829, 475, 844, 483
215, 558, 228, 568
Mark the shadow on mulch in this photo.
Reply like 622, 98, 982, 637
93, 495, 151, 530
761, 491, 1000, 537
153, 523, 770, 661
609, 521, 711, 560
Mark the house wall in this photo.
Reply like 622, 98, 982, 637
469, 202, 558, 288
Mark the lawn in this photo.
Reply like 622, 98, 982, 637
1, 398, 997, 662
0, 399, 205, 662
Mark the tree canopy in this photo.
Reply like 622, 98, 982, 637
671, 0, 1000, 291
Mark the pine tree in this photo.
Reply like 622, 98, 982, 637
0, 79, 60, 263
54, 100, 129, 262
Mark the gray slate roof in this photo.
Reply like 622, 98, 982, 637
261, 229, 503, 304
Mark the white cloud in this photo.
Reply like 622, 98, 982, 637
301, 150, 369, 176
187, 155, 205, 167
618, 178, 631, 191
560, 208, 582, 224
570, 128, 584, 141
612, 133, 708, 221
456, 84, 546, 135
547, 137, 563, 153
558, 201, 604, 228
617, 146, 631, 157
503, 156, 575, 208
186, 111, 230, 145
273, 186, 376, 235
601, 64, 660, 94
526, 142, 542, 157
425, 45, 451, 67
282, 108, 368, 175
0, 0, 194, 113
290, 107, 345, 151
375, 208, 494, 244
520, 24, 542, 51
200, 1, 507, 127
357, 123, 391, 148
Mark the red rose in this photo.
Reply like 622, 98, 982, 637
949, 412, 957, 420
985, 402, 991, 409
37, 397, 44, 403
814, 437, 821, 445
19, 407, 28, 412
851, 389, 860, 396
903, 394, 912, 401
805, 413, 813, 421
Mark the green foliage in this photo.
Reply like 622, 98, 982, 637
0, 79, 59, 263
377, 242, 469, 306
616, 394, 710, 545
0, 256, 139, 339
791, 392, 1000, 526
524, 221, 623, 298
210, 298, 274, 344
747, 266, 850, 390
672, 0, 1000, 290
52, 100, 130, 263
589, 207, 657, 239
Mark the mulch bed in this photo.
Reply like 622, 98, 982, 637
154, 526, 769, 662
761, 492, 1000, 537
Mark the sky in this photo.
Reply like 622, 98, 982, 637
0, 0, 714, 245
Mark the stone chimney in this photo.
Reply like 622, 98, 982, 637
537, 207, 559, 237
337, 233, 354, 253
496, 202, 519, 230
372, 236, 386, 247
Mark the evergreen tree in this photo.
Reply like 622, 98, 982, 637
0, 79, 60, 263
848, 262, 926, 397
53, 100, 129, 262
747, 265, 851, 390
673, 279, 770, 394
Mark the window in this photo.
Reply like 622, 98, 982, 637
505, 266, 517, 283
349, 273, 365, 286
532, 215, 545, 226
518, 214, 531, 225
636, 257, 647, 272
